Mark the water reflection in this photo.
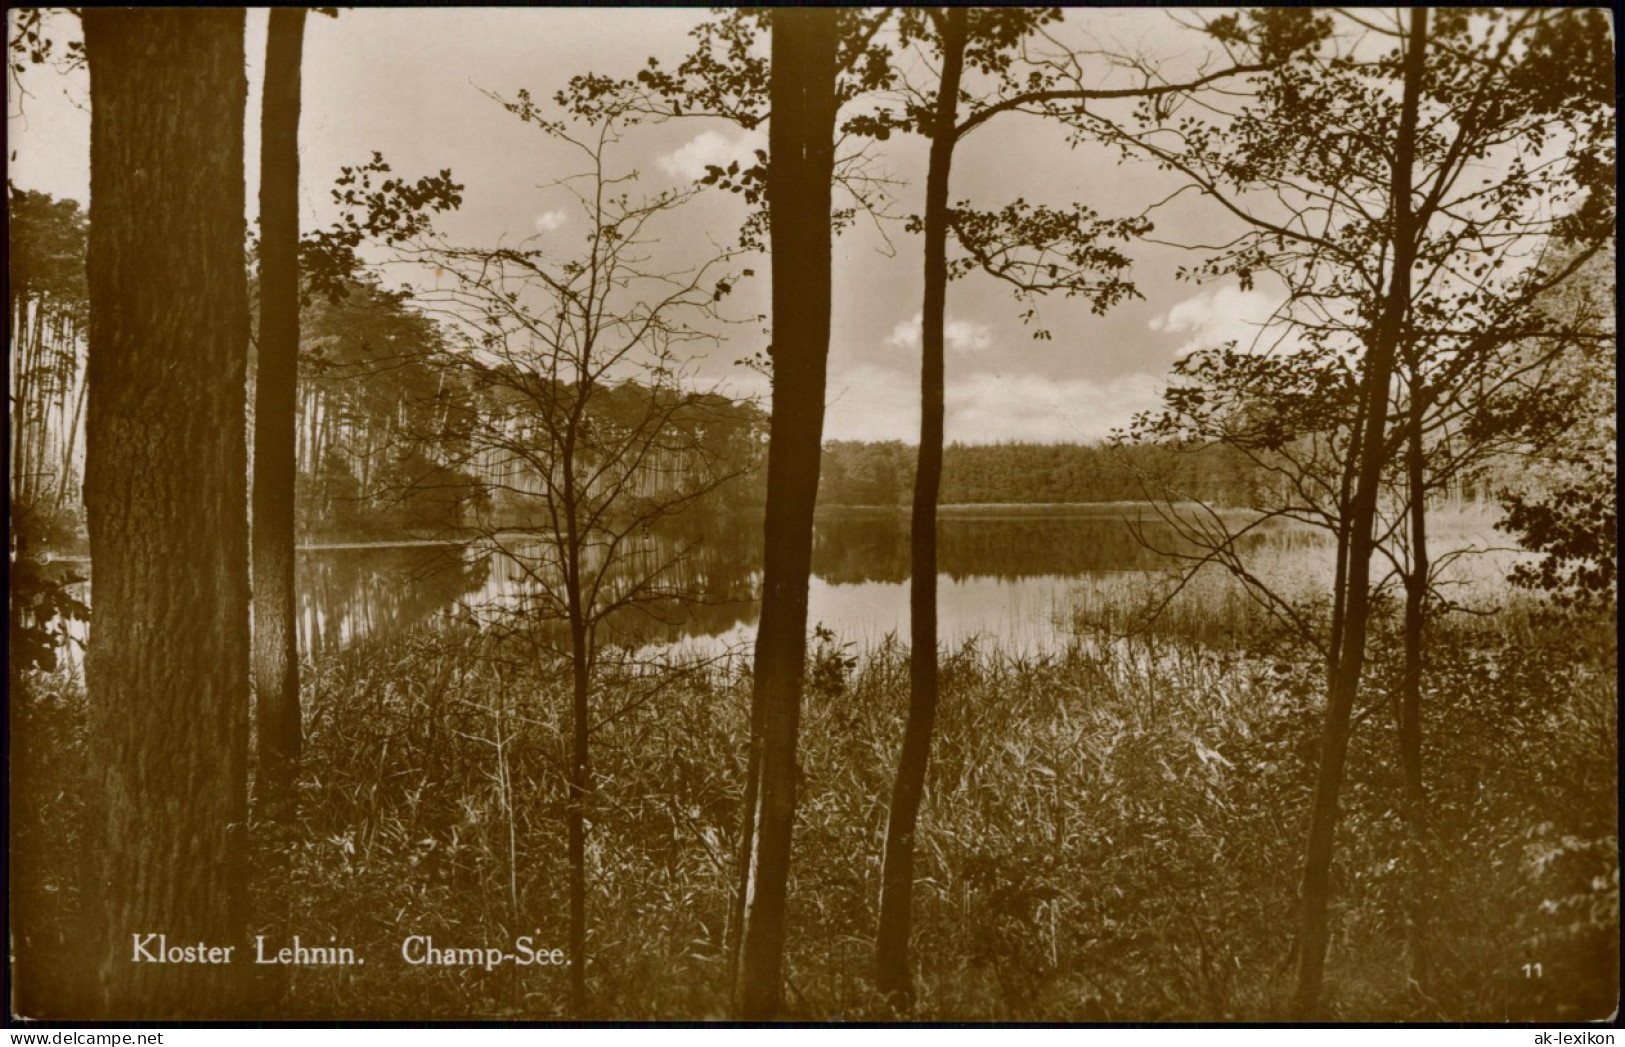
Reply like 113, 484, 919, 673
297, 544, 489, 656
295, 511, 1328, 657
808, 511, 1263, 583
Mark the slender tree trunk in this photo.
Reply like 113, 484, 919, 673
46, 311, 66, 481
53, 313, 71, 481
316, 395, 334, 522
80, 9, 251, 1019
15, 299, 38, 504
1293, 6, 1427, 1017
876, 6, 967, 1011
10, 296, 28, 503
55, 354, 89, 512
8, 296, 21, 495
29, 305, 49, 502
567, 615, 590, 1016
18, 304, 34, 503
37, 309, 55, 492
1399, 376, 1431, 994
730, 7, 839, 1019
253, 6, 307, 818
560, 414, 591, 1017
1328, 390, 1368, 681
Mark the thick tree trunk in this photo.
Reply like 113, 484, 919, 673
730, 7, 839, 1020
875, 6, 967, 1011
253, 6, 307, 818
1293, 6, 1427, 1017
81, 9, 251, 1019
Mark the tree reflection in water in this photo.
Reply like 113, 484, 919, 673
295, 511, 1328, 656
297, 543, 490, 656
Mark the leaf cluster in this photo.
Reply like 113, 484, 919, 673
7, 8, 83, 80
301, 152, 464, 305
943, 199, 1150, 324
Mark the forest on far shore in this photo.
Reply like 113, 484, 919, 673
9, 187, 1489, 542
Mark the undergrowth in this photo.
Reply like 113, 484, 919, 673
9, 600, 1616, 1020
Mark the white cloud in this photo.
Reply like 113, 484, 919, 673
886, 315, 921, 349
658, 129, 766, 183
533, 209, 568, 233
946, 371, 1166, 443
1150, 286, 1284, 355
819, 365, 1166, 444
885, 312, 994, 355
948, 320, 994, 354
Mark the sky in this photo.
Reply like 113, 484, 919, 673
6, 8, 1284, 445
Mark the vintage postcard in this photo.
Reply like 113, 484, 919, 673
7, 6, 1617, 1026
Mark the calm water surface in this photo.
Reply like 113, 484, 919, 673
297, 509, 1326, 658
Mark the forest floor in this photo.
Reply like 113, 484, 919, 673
9, 586, 1617, 1021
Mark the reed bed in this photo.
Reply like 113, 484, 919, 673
10, 582, 1615, 1020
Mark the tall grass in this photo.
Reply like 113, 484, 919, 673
10, 584, 1615, 1020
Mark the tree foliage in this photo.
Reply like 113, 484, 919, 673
300, 153, 463, 305
401, 98, 755, 1015
293, 278, 483, 537
1105, 7, 1613, 1012
1122, 7, 1615, 635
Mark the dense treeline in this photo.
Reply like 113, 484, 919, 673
451, 369, 768, 527
5, 191, 1290, 538
4, 193, 766, 541
293, 279, 482, 536
821, 439, 1276, 507
8, 188, 89, 532
3, 190, 1505, 543
298, 282, 771, 537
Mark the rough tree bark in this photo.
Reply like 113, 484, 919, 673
875, 5, 967, 1010
81, 8, 252, 1019
1292, 6, 1428, 1017
253, 5, 307, 818
731, 6, 839, 1020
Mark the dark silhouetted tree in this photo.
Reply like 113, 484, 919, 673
868, 8, 1288, 1006
80, 8, 252, 1018
731, 9, 840, 1017
252, 5, 308, 819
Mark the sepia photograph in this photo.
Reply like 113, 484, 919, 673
6, 5, 1619, 1025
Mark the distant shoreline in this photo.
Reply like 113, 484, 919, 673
823, 500, 1243, 515
34, 500, 1500, 558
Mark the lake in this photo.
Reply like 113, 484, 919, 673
296, 507, 1330, 659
